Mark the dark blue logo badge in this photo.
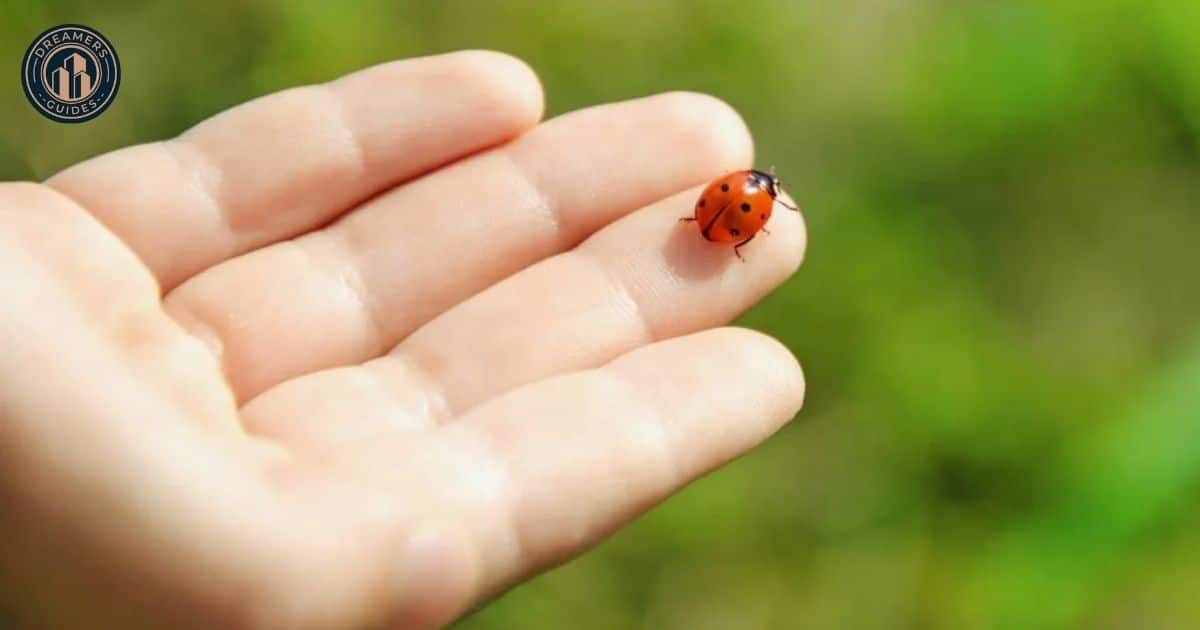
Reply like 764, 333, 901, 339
21, 24, 121, 123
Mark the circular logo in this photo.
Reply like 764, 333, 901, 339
21, 24, 120, 123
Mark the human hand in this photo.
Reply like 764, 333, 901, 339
0, 51, 805, 629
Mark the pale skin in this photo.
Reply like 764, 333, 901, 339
0, 51, 806, 629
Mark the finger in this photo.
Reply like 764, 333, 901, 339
391, 187, 806, 412
178, 92, 754, 402
0, 183, 242, 436
46, 50, 544, 290
244, 186, 805, 450
327, 328, 805, 607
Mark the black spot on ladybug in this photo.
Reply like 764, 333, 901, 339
760, 213, 766, 220
720, 183, 729, 192
730, 228, 741, 237
740, 202, 751, 212
698, 198, 706, 207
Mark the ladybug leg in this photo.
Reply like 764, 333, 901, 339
733, 233, 756, 261
761, 227, 771, 236
678, 217, 696, 223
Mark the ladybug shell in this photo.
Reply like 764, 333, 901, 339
693, 170, 775, 243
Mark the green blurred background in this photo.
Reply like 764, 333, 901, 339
3, 1, 1200, 628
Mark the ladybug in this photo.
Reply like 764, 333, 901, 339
681, 167, 798, 260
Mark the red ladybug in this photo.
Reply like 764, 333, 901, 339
681, 168, 798, 260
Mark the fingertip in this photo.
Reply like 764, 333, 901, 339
775, 189, 808, 270
651, 91, 755, 176
714, 326, 807, 424
442, 49, 545, 135
768, 196, 808, 276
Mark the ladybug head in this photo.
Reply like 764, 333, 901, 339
755, 166, 799, 212
749, 167, 783, 198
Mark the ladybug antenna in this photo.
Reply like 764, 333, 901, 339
765, 165, 798, 211
763, 165, 801, 212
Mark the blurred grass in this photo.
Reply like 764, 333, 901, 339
2, 1, 1199, 628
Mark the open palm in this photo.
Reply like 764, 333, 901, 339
1, 51, 805, 629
